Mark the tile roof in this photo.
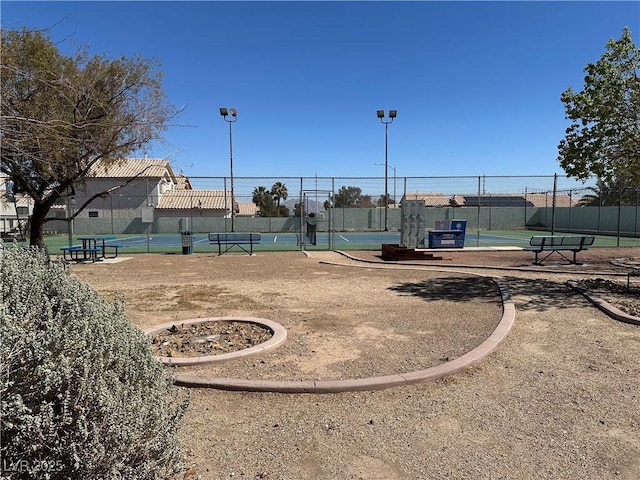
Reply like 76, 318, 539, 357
403, 193, 451, 207
175, 174, 192, 190
89, 158, 176, 180
449, 193, 578, 208
1, 193, 32, 207
156, 189, 234, 210
237, 202, 258, 216
525, 193, 577, 208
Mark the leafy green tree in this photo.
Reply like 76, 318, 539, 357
558, 27, 640, 185
271, 182, 288, 211
278, 205, 290, 216
333, 186, 374, 208
376, 193, 395, 207
0, 28, 176, 249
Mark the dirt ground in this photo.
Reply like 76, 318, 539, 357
67, 246, 640, 480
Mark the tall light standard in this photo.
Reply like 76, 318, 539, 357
376, 109, 396, 231
220, 107, 237, 232
375, 162, 396, 207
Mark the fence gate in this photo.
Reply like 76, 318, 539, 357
300, 191, 334, 250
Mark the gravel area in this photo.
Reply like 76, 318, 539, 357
68, 246, 640, 480
152, 321, 274, 358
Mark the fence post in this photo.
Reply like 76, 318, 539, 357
551, 174, 557, 236
476, 176, 481, 247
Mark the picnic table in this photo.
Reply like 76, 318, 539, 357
61, 236, 124, 262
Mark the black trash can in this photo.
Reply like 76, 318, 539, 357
180, 231, 193, 255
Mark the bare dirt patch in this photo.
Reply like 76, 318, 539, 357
66, 247, 640, 480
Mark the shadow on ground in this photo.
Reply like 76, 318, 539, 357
500, 275, 586, 312
388, 275, 590, 313
388, 277, 499, 303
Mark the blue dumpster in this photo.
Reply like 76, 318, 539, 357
428, 219, 466, 249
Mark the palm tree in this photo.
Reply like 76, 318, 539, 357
252, 186, 271, 215
578, 178, 640, 206
271, 182, 288, 209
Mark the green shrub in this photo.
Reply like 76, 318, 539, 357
0, 246, 189, 479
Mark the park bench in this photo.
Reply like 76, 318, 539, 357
208, 233, 261, 255
524, 235, 595, 265
60, 245, 101, 262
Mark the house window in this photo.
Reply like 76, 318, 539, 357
88, 211, 99, 218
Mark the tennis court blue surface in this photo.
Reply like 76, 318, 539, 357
101, 231, 535, 248
47, 229, 640, 254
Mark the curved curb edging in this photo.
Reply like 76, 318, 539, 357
144, 317, 288, 366
171, 278, 516, 393
567, 281, 640, 326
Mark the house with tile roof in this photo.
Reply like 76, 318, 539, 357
68, 158, 249, 233
402, 192, 452, 207
449, 193, 577, 208
70, 158, 181, 222
156, 189, 238, 218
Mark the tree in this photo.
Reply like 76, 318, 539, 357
333, 185, 374, 208
376, 193, 395, 207
558, 27, 640, 186
1, 28, 177, 249
577, 178, 640, 206
252, 185, 275, 216
271, 182, 288, 210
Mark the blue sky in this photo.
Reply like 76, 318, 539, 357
2, 1, 639, 181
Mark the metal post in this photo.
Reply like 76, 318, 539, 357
228, 120, 234, 232
377, 110, 396, 231
220, 107, 237, 232
391, 165, 396, 230
551, 174, 557, 236
375, 162, 396, 229
384, 122, 388, 231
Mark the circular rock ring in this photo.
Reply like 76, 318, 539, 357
144, 317, 287, 366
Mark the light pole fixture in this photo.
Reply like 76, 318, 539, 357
375, 162, 396, 207
377, 109, 397, 231
220, 107, 237, 232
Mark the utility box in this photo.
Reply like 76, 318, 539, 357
400, 199, 426, 248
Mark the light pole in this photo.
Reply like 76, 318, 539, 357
220, 107, 237, 232
375, 162, 396, 207
376, 109, 396, 231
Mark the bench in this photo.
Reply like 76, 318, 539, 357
524, 235, 595, 265
208, 233, 261, 255
61, 246, 101, 262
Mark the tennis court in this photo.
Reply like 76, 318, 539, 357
44, 229, 640, 255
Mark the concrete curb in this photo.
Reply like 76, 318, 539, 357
144, 317, 288, 366
169, 273, 516, 393
567, 281, 640, 326
333, 250, 633, 277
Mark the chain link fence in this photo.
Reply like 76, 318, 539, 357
38, 175, 640, 239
